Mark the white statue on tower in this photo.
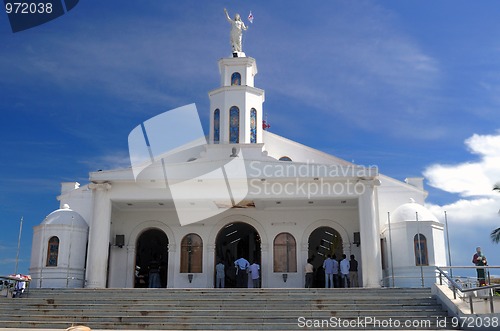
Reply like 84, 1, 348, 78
224, 8, 248, 53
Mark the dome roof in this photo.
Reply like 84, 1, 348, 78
42, 204, 88, 228
392, 199, 439, 223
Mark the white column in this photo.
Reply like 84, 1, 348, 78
86, 182, 112, 288
358, 181, 382, 287
167, 243, 176, 288
125, 245, 136, 288
206, 244, 216, 288
261, 243, 269, 288
301, 242, 309, 288
342, 242, 351, 257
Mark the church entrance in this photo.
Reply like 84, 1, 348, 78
308, 226, 343, 288
135, 228, 169, 288
215, 222, 261, 288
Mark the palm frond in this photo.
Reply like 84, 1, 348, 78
491, 228, 500, 243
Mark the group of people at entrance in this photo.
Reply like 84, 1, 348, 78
305, 254, 358, 288
216, 257, 260, 288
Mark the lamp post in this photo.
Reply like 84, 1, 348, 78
14, 217, 23, 275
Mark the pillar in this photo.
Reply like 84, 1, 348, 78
261, 243, 269, 288
125, 245, 136, 288
207, 244, 216, 288
358, 181, 382, 287
86, 182, 112, 288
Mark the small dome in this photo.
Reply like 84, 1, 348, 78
42, 205, 88, 228
392, 199, 438, 223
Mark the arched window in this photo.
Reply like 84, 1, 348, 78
250, 108, 257, 143
46, 236, 59, 267
414, 234, 428, 266
231, 72, 241, 86
273, 233, 297, 272
180, 233, 203, 273
229, 106, 239, 143
213, 109, 220, 144
279, 156, 292, 161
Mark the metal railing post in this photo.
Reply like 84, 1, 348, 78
469, 296, 474, 314
489, 289, 495, 314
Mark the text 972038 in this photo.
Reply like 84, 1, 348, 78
5, 2, 53, 14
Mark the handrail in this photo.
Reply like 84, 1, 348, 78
435, 266, 500, 314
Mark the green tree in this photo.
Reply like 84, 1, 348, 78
491, 184, 500, 243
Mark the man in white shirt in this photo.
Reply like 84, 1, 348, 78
234, 257, 250, 288
249, 261, 260, 288
339, 254, 350, 288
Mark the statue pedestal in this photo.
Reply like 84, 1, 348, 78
232, 52, 246, 58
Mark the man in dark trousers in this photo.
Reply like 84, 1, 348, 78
349, 255, 359, 287
234, 256, 250, 288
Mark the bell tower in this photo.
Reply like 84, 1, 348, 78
208, 55, 265, 144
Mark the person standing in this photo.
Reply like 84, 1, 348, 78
215, 259, 225, 288
323, 255, 335, 288
349, 255, 359, 287
304, 258, 314, 288
472, 247, 487, 286
339, 254, 350, 288
234, 256, 250, 288
249, 260, 260, 288
332, 254, 339, 288
148, 256, 161, 288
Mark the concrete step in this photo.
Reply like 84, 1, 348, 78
0, 287, 456, 330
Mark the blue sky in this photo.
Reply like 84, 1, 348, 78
1, 1, 499, 279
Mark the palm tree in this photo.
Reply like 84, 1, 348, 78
491, 184, 500, 243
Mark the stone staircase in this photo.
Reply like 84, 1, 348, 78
0, 288, 456, 330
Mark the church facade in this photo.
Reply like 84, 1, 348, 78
29, 49, 446, 289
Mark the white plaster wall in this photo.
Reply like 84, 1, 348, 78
58, 185, 93, 226
381, 220, 446, 287
219, 57, 256, 87
29, 224, 88, 288
376, 176, 427, 230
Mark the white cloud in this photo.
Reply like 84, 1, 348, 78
423, 131, 500, 270
426, 198, 499, 225
424, 132, 500, 197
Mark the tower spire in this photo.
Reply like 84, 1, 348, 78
209, 56, 265, 144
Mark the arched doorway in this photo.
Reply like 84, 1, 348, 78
215, 222, 261, 288
308, 226, 343, 288
135, 228, 168, 288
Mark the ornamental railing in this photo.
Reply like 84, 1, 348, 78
435, 266, 500, 314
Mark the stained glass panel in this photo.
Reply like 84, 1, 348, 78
231, 72, 241, 86
414, 234, 428, 266
229, 106, 239, 143
213, 109, 220, 144
250, 108, 257, 143
273, 233, 297, 272
46, 236, 59, 267
180, 233, 203, 273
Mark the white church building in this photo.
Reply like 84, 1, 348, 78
29, 44, 446, 289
